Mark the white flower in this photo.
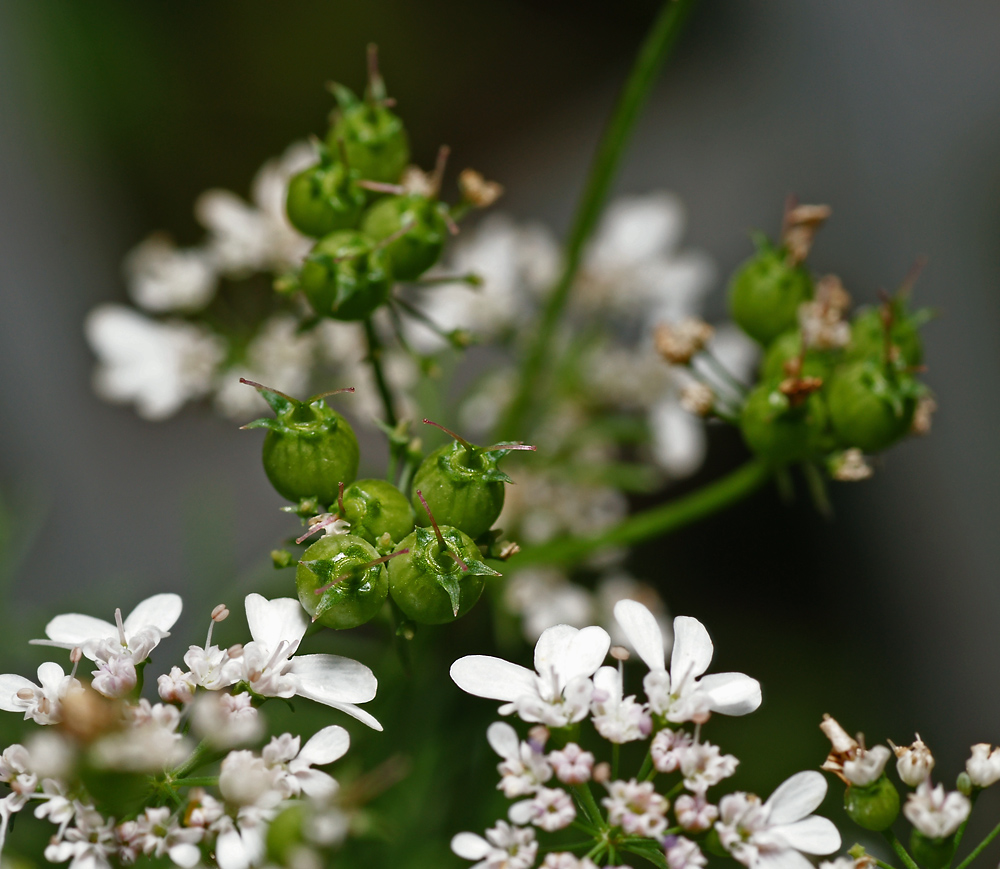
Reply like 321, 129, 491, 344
651, 728, 694, 773
486, 721, 552, 798
903, 780, 971, 838
263, 725, 349, 801
450, 623, 611, 727
965, 743, 1000, 788
665, 836, 708, 869
547, 742, 595, 786
196, 141, 314, 276
85, 305, 225, 420
676, 740, 739, 794
614, 600, 761, 723
190, 691, 263, 748
648, 398, 707, 479
841, 744, 891, 787
509, 787, 576, 831
32, 593, 183, 700
157, 667, 198, 705
219, 750, 282, 809
451, 821, 538, 869
542, 855, 599, 869
90, 704, 188, 773
715, 771, 841, 869
184, 642, 241, 692
116, 807, 203, 868
239, 594, 382, 730
45, 808, 117, 869
675, 794, 719, 832
590, 665, 652, 744
123, 235, 217, 313
504, 568, 594, 643
0, 662, 82, 725
602, 778, 669, 837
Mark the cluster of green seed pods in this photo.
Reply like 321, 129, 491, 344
728, 207, 933, 472
242, 381, 529, 630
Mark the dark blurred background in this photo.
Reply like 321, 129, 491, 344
2, 0, 1000, 864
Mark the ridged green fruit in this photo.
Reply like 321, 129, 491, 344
297, 534, 388, 630
844, 775, 900, 831
361, 194, 449, 281
826, 361, 917, 452
730, 244, 813, 345
286, 161, 366, 239
340, 478, 415, 547
300, 230, 392, 322
740, 381, 830, 463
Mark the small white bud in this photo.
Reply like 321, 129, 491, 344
830, 449, 873, 482
890, 735, 935, 787
966, 743, 1000, 788
843, 744, 892, 787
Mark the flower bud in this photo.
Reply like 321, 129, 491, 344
843, 774, 900, 831
680, 383, 715, 418
965, 743, 1000, 788
828, 449, 873, 482
891, 735, 934, 787
654, 318, 714, 365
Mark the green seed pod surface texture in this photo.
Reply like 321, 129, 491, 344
848, 304, 925, 367
729, 246, 813, 346
360, 194, 449, 281
843, 775, 900, 832
739, 381, 830, 464
826, 361, 917, 452
341, 478, 415, 547
761, 330, 841, 383
388, 526, 498, 624
909, 831, 957, 869
286, 162, 366, 239
300, 230, 392, 322
296, 534, 388, 630
329, 103, 410, 184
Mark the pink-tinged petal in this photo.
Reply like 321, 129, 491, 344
298, 725, 350, 766
698, 672, 762, 716
613, 599, 666, 671
298, 769, 339, 801
35, 614, 116, 650
244, 595, 307, 649
765, 771, 828, 825
508, 800, 535, 824
755, 847, 816, 869
168, 843, 202, 868
592, 666, 623, 703
0, 675, 35, 711
486, 721, 519, 760
534, 625, 579, 676
772, 816, 841, 855
451, 832, 491, 860
123, 593, 182, 636
450, 656, 537, 702
559, 626, 611, 682
289, 654, 377, 703
36, 663, 67, 692
669, 616, 714, 683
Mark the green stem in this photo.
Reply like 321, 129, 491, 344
496, 0, 698, 440
170, 739, 218, 780
955, 819, 1000, 869
699, 348, 749, 399
948, 790, 979, 867
363, 317, 398, 428
637, 750, 653, 781
171, 776, 219, 788
612, 743, 620, 780
872, 859, 900, 869
514, 458, 772, 567
883, 829, 922, 869
574, 782, 607, 829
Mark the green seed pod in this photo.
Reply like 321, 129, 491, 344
299, 230, 392, 322
849, 302, 926, 367
296, 534, 389, 629
286, 160, 366, 239
729, 241, 813, 346
826, 361, 919, 452
740, 381, 830, 464
910, 831, 957, 869
844, 774, 900, 831
327, 83, 409, 184
412, 439, 518, 540
241, 381, 359, 504
761, 330, 841, 382
388, 525, 499, 624
341, 478, 415, 547
361, 193, 449, 281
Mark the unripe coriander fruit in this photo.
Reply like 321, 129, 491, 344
739, 381, 830, 464
729, 242, 813, 345
296, 534, 389, 630
826, 361, 918, 452
910, 831, 957, 869
761, 330, 841, 382
388, 525, 498, 624
329, 100, 410, 184
360, 193, 449, 281
241, 381, 359, 505
844, 774, 900, 832
341, 478, 415, 547
849, 302, 925, 367
300, 230, 392, 322
286, 161, 366, 239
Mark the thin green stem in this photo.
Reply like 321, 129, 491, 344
363, 317, 398, 427
169, 739, 218, 780
514, 458, 772, 567
637, 750, 653, 781
573, 782, 607, 829
872, 859, 899, 869
955, 819, 1000, 869
948, 790, 979, 867
171, 776, 219, 788
497, 0, 699, 440
699, 348, 749, 399
883, 829, 922, 869
612, 743, 620, 780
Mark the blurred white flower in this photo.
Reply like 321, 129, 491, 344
451, 821, 537, 869
0, 663, 81, 726
903, 780, 970, 839
85, 305, 225, 420
123, 235, 217, 313
603, 778, 669, 837
966, 743, 1000, 788
504, 569, 594, 641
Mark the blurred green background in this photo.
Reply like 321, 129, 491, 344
2, 1, 1000, 866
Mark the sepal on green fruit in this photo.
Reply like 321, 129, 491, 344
910, 830, 958, 869
843, 773, 900, 831
296, 534, 390, 629
340, 478, 415, 547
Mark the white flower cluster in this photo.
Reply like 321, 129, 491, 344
0, 592, 381, 869
450, 602, 838, 869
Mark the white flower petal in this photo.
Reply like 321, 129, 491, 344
215, 828, 251, 869
558, 626, 611, 683
452, 832, 491, 860
765, 771, 828, 825
669, 616, 714, 684
508, 800, 535, 825
289, 654, 377, 703
168, 843, 202, 868
298, 768, 340, 801
533, 625, 580, 676
35, 614, 116, 650
649, 401, 707, 478
755, 847, 816, 869
613, 599, 666, 671
245, 594, 307, 649
123, 593, 183, 636
318, 701, 383, 732
773, 816, 842, 855
487, 721, 520, 760
592, 666, 622, 703
698, 672, 762, 716
450, 656, 538, 702
0, 675, 35, 711
36, 662, 66, 692
299, 725, 350, 766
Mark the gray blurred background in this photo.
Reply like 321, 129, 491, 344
1, 0, 999, 852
